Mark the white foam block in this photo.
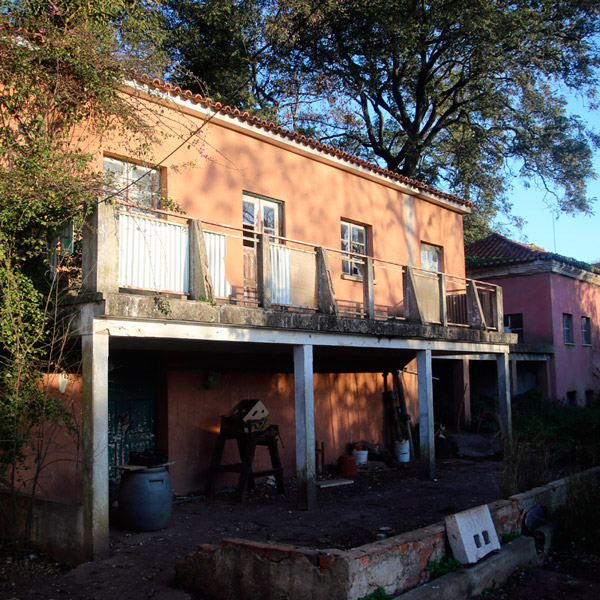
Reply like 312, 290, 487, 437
445, 504, 501, 564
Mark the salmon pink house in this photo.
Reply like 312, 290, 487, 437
466, 233, 600, 404
31, 76, 515, 563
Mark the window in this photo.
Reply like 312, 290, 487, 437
582, 316, 592, 345
242, 193, 282, 245
420, 243, 442, 272
504, 313, 524, 344
341, 221, 367, 277
563, 313, 574, 344
566, 390, 577, 406
103, 156, 161, 208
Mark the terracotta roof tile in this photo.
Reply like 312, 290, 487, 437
465, 233, 599, 275
132, 71, 472, 208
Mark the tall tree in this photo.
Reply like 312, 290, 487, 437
0, 1, 170, 532
164, 0, 274, 112
265, 0, 600, 238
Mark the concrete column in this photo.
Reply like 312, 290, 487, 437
293, 344, 316, 510
257, 233, 272, 308
510, 359, 519, 396
82, 201, 119, 295
496, 353, 512, 440
417, 349, 435, 479
453, 358, 471, 426
188, 219, 214, 302
81, 330, 110, 560
362, 256, 375, 319
316, 247, 338, 315
438, 273, 448, 326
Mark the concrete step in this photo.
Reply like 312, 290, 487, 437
395, 536, 539, 599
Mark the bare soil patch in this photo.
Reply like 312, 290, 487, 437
1, 458, 501, 600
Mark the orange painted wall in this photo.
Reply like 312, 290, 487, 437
16, 374, 83, 504
95, 89, 464, 495
100, 88, 467, 311
166, 370, 390, 495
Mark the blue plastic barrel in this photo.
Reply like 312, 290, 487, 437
119, 467, 172, 531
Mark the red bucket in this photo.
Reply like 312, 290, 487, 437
338, 455, 357, 477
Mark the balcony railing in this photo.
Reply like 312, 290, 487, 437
112, 204, 502, 331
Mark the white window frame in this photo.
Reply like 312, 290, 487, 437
103, 156, 162, 209
242, 193, 283, 242
420, 242, 443, 272
341, 220, 367, 278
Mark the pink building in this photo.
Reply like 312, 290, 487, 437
466, 233, 600, 404
13, 76, 515, 562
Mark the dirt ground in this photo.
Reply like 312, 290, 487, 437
1, 458, 501, 600
2, 456, 597, 600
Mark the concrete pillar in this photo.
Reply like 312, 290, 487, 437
82, 201, 119, 295
362, 256, 375, 319
417, 349, 435, 479
453, 358, 471, 426
496, 353, 512, 440
81, 331, 110, 560
257, 233, 272, 308
510, 359, 519, 396
188, 219, 214, 302
293, 344, 316, 510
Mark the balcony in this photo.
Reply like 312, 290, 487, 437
78, 203, 504, 341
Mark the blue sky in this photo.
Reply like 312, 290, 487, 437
497, 100, 600, 265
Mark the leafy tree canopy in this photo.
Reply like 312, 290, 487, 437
168, 0, 600, 240
164, 0, 276, 115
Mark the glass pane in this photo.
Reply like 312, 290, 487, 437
131, 164, 158, 207
103, 157, 126, 197
352, 225, 365, 244
341, 222, 349, 241
342, 259, 350, 274
263, 206, 275, 231
243, 201, 255, 227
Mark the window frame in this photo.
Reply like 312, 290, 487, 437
341, 220, 368, 279
563, 313, 574, 345
420, 242, 443, 273
581, 316, 592, 346
242, 192, 283, 246
504, 313, 524, 344
103, 156, 163, 209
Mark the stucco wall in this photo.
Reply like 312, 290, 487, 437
166, 369, 407, 495
479, 270, 600, 404
549, 273, 600, 403
16, 374, 83, 504
99, 88, 467, 310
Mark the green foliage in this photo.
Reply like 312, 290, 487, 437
501, 531, 521, 544
553, 473, 600, 555
466, 394, 500, 434
164, 0, 275, 114
0, 5, 170, 533
358, 586, 395, 600
500, 389, 600, 496
425, 555, 463, 579
263, 0, 600, 233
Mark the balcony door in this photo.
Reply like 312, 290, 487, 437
242, 194, 283, 303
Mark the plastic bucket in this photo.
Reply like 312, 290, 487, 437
119, 467, 172, 531
352, 449, 369, 465
338, 455, 357, 477
395, 440, 410, 463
